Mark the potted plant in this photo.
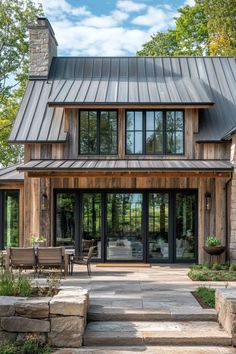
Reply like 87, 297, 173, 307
31, 235, 47, 248
203, 236, 225, 256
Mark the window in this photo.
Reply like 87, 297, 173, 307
0, 191, 19, 250
79, 111, 118, 155
126, 110, 184, 155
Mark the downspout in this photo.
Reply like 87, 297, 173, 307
225, 173, 233, 263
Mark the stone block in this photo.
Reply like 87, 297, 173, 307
48, 332, 82, 348
50, 289, 88, 317
51, 316, 84, 333
1, 317, 50, 333
0, 331, 17, 343
0, 296, 23, 317
15, 297, 51, 318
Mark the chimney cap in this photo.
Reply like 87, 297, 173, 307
29, 17, 58, 45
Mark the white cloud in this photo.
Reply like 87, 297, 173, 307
117, 0, 147, 13
36, 0, 177, 56
132, 6, 176, 31
184, 0, 195, 6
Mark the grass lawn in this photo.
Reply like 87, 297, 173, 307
188, 263, 236, 281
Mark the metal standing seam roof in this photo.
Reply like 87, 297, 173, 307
9, 56, 236, 143
17, 159, 233, 172
0, 164, 24, 182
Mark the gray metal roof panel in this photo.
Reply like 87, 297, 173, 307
9, 56, 236, 143
18, 159, 233, 171
0, 164, 24, 182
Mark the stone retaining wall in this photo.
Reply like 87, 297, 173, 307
216, 288, 236, 346
0, 288, 89, 348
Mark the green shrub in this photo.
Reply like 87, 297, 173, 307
229, 263, 236, 272
195, 287, 215, 308
205, 236, 221, 247
0, 271, 33, 297
0, 336, 52, 354
202, 263, 212, 270
191, 264, 203, 270
212, 263, 222, 271
188, 270, 206, 281
0, 343, 17, 354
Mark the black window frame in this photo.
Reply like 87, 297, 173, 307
79, 110, 118, 155
125, 110, 185, 156
0, 189, 20, 250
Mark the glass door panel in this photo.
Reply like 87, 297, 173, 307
148, 193, 169, 260
106, 193, 143, 261
55, 193, 75, 247
175, 193, 196, 261
4, 191, 19, 248
82, 193, 102, 258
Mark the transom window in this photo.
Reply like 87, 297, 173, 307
79, 111, 118, 155
126, 111, 184, 155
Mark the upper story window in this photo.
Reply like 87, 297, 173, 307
79, 111, 118, 155
126, 110, 184, 155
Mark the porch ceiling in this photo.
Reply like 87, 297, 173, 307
17, 159, 233, 172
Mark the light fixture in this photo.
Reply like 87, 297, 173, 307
205, 192, 211, 211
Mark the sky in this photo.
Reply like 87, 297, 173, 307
36, 0, 195, 56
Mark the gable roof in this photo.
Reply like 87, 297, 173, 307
9, 56, 236, 143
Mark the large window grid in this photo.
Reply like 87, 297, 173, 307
126, 110, 184, 155
79, 110, 118, 155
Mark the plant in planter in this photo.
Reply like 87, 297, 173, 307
31, 235, 46, 248
204, 236, 225, 256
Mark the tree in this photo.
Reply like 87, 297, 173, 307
0, 0, 42, 167
199, 0, 236, 55
137, 0, 235, 57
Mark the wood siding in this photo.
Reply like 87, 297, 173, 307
24, 108, 231, 162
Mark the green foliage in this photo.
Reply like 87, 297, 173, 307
188, 267, 236, 281
137, 0, 236, 57
0, 0, 42, 166
0, 271, 33, 296
0, 335, 52, 354
205, 236, 221, 247
229, 263, 236, 272
195, 287, 215, 308
0, 342, 17, 354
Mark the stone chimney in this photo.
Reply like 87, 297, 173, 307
29, 17, 58, 77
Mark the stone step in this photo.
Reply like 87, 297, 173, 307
84, 321, 232, 347
88, 306, 217, 322
53, 346, 236, 354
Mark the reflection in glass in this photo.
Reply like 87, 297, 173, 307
82, 193, 101, 258
126, 111, 143, 154
100, 111, 117, 154
145, 111, 163, 154
107, 193, 143, 260
166, 111, 184, 154
4, 191, 19, 248
175, 193, 196, 260
148, 193, 169, 260
56, 193, 75, 247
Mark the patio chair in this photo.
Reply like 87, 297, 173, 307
82, 239, 95, 253
9, 247, 37, 272
71, 246, 96, 276
37, 247, 65, 275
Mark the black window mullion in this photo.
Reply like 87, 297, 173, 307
163, 111, 167, 154
0, 191, 3, 250
143, 111, 146, 154
97, 111, 100, 154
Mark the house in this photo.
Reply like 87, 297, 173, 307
1, 17, 236, 264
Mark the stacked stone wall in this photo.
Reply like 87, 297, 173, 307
0, 288, 88, 348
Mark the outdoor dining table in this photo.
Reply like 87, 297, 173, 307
1, 248, 75, 276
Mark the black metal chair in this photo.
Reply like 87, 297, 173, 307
71, 246, 96, 276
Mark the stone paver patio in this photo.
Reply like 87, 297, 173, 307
60, 264, 236, 317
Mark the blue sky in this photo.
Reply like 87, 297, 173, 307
37, 0, 195, 56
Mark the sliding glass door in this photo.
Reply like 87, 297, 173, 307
106, 193, 143, 261
54, 189, 197, 263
